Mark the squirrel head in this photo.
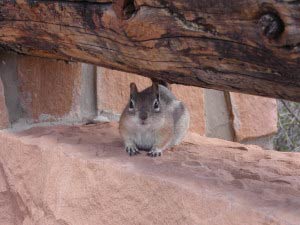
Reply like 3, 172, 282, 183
126, 82, 165, 126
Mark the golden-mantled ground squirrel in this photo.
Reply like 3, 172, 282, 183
119, 82, 190, 157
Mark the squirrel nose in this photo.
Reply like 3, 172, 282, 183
139, 112, 148, 121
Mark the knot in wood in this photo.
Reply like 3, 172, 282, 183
113, 0, 137, 20
258, 13, 284, 39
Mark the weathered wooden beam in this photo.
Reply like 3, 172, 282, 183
0, 0, 299, 101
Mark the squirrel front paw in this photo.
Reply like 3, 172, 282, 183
125, 144, 140, 156
147, 148, 162, 157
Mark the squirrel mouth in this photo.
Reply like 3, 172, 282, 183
140, 121, 147, 125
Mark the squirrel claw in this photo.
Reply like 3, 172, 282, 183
125, 145, 140, 156
147, 149, 162, 157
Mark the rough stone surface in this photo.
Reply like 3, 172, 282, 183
17, 56, 82, 121
204, 89, 233, 140
97, 67, 151, 115
0, 123, 299, 225
97, 68, 205, 134
78, 64, 97, 120
171, 84, 205, 135
241, 135, 275, 150
0, 53, 21, 124
0, 164, 24, 225
0, 53, 96, 126
230, 93, 278, 142
0, 79, 9, 129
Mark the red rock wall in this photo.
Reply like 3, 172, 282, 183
96, 67, 277, 146
0, 53, 96, 126
0, 53, 277, 147
97, 67, 205, 135
17, 57, 82, 121
230, 93, 278, 142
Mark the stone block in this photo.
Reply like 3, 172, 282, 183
0, 79, 9, 129
230, 93, 278, 142
204, 89, 233, 140
0, 53, 96, 126
96, 67, 151, 115
171, 84, 205, 135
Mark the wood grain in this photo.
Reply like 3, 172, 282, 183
0, 0, 299, 101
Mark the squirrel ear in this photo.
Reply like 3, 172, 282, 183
152, 82, 160, 99
130, 83, 138, 98
151, 78, 171, 90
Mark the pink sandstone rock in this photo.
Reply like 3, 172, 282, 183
97, 68, 205, 134
230, 93, 278, 141
0, 123, 299, 225
0, 79, 9, 129
0, 164, 24, 225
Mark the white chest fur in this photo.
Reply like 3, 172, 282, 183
132, 124, 156, 150
124, 117, 161, 150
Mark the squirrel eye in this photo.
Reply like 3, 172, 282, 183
129, 99, 135, 111
153, 99, 160, 112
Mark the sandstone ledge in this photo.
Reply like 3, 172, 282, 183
0, 123, 299, 225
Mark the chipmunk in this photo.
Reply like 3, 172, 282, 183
119, 81, 190, 157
